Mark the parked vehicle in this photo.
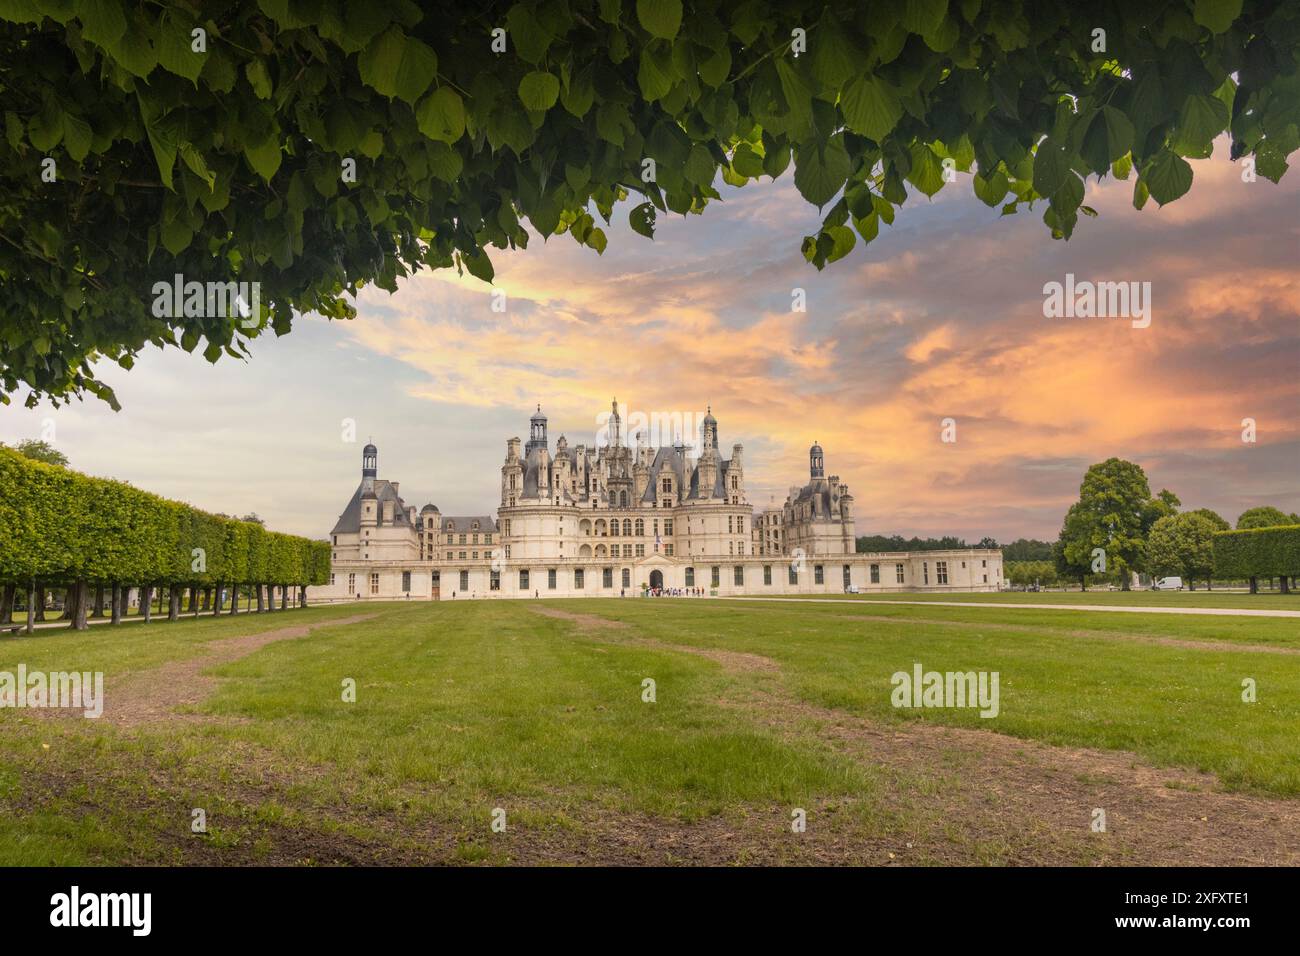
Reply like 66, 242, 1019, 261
1152, 576, 1184, 590
844, 585, 860, 594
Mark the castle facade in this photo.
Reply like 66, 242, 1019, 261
311, 402, 1001, 601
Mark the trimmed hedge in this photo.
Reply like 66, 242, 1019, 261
0, 447, 329, 591
1212, 525, 1300, 578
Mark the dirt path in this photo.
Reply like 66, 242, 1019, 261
99, 613, 377, 726
532, 605, 1300, 865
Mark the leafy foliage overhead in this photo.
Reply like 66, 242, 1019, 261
2, 0, 1297, 407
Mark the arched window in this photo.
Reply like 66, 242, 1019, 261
623, 519, 632, 536
620, 490, 629, 507
635, 518, 644, 536
609, 520, 618, 537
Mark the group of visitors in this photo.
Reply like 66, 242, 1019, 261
642, 587, 707, 597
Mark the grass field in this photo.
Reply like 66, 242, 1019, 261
793, 590, 1300, 609
1, 595, 1297, 866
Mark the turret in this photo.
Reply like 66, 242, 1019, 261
810, 442, 824, 479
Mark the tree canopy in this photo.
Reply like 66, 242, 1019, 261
2, 0, 1297, 408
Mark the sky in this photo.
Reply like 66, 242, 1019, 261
2, 137, 1297, 542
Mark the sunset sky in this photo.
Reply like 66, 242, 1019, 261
2, 138, 1297, 541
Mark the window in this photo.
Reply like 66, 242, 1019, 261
763, 565, 772, 585
737, 517, 744, 534
575, 569, 585, 589
635, 544, 645, 557
621, 568, 631, 588
459, 534, 467, 545
432, 571, 440, 587
896, 563, 905, 584
402, 571, 411, 592
662, 478, 671, 492
370, 572, 379, 595
446, 551, 453, 560
937, 561, 948, 585
870, 563, 880, 584
520, 569, 530, 590
472, 552, 478, 560
348, 572, 356, 592
548, 568, 557, 590
789, 565, 798, 585
458, 551, 467, 560
459, 570, 469, 591
490, 570, 500, 591
843, 565, 851, 587
685, 567, 695, 587
665, 545, 674, 556
329, 573, 336, 586
610, 521, 619, 537
635, 518, 644, 536
923, 562, 929, 585
472, 534, 479, 545
814, 565, 824, 585
623, 519, 632, 536
603, 567, 613, 588
728, 516, 734, 533
484, 534, 492, 544
733, 566, 744, 586
982, 559, 987, 568
664, 519, 673, 535
711, 566, 720, 587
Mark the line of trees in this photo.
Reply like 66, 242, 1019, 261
0, 447, 330, 632
1052, 457, 1298, 591
1213, 526, 1300, 594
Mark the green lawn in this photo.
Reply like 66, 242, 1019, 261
0, 597, 1295, 865
786, 589, 1300, 609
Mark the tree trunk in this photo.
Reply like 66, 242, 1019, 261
142, 585, 152, 624
59, 587, 74, 620
26, 582, 35, 635
230, 585, 239, 615
1282, 576, 1292, 595
299, 586, 307, 608
256, 585, 265, 613
92, 585, 105, 618
109, 584, 121, 624
168, 586, 180, 622
280, 585, 288, 611
34, 585, 46, 621
0, 584, 13, 625
212, 585, 222, 615
200, 587, 209, 611
71, 581, 89, 631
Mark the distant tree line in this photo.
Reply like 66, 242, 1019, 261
0, 447, 329, 633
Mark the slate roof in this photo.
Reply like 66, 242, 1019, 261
330, 479, 412, 535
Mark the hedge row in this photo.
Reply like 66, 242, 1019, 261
1212, 525, 1300, 579
0, 447, 330, 588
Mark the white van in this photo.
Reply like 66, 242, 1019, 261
1152, 576, 1183, 590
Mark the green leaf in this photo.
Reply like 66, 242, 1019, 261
160, 215, 193, 255
1031, 136, 1070, 197
810, 16, 860, 89
244, 133, 282, 182
972, 166, 1008, 206
699, 47, 731, 88
518, 71, 560, 111
62, 111, 92, 161
793, 135, 850, 207
245, 60, 273, 100
841, 75, 902, 141
141, 106, 184, 189
731, 142, 765, 178
586, 227, 607, 254
462, 248, 494, 282
637, 44, 675, 101
1141, 150, 1193, 205
684, 143, 715, 186
156, 14, 205, 83
110, 27, 157, 78
561, 65, 596, 117
27, 96, 63, 151
1173, 94, 1229, 156
359, 26, 436, 104
636, 0, 682, 40
629, 201, 656, 238
906, 142, 945, 197
824, 224, 856, 262
75, 0, 127, 49
1193, 0, 1242, 34
417, 86, 466, 142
